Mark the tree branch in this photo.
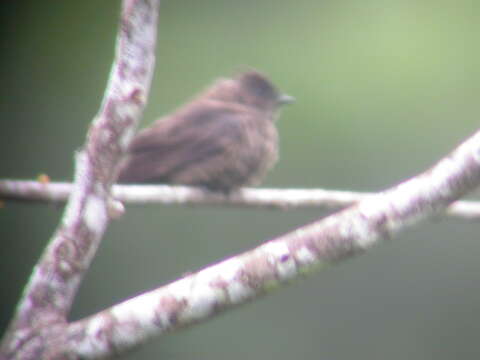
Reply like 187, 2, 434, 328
1, 180, 480, 220
65, 129, 480, 358
0, 0, 159, 358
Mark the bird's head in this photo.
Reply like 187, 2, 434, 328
204, 71, 294, 114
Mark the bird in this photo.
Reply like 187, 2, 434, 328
116, 70, 293, 192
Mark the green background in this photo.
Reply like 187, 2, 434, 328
1, 1, 480, 359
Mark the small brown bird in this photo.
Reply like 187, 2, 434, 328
117, 71, 293, 192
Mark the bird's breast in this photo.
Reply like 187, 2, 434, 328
239, 119, 278, 187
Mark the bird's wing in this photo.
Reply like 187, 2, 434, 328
117, 105, 249, 184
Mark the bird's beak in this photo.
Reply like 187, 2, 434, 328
277, 94, 295, 105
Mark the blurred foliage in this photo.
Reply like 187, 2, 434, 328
1, 1, 480, 359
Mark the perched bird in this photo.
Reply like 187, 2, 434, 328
117, 71, 293, 192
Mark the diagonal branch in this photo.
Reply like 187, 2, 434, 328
1, 180, 480, 220
66, 129, 480, 359
0, 0, 159, 358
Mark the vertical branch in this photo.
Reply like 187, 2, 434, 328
0, 0, 160, 358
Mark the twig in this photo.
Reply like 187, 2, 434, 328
0, 1, 159, 359
1, 180, 480, 220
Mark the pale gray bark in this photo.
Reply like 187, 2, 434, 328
1, 181, 480, 220
0, 0, 160, 358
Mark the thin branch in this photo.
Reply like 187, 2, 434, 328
0, 1, 159, 359
1, 180, 480, 220
64, 129, 480, 359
